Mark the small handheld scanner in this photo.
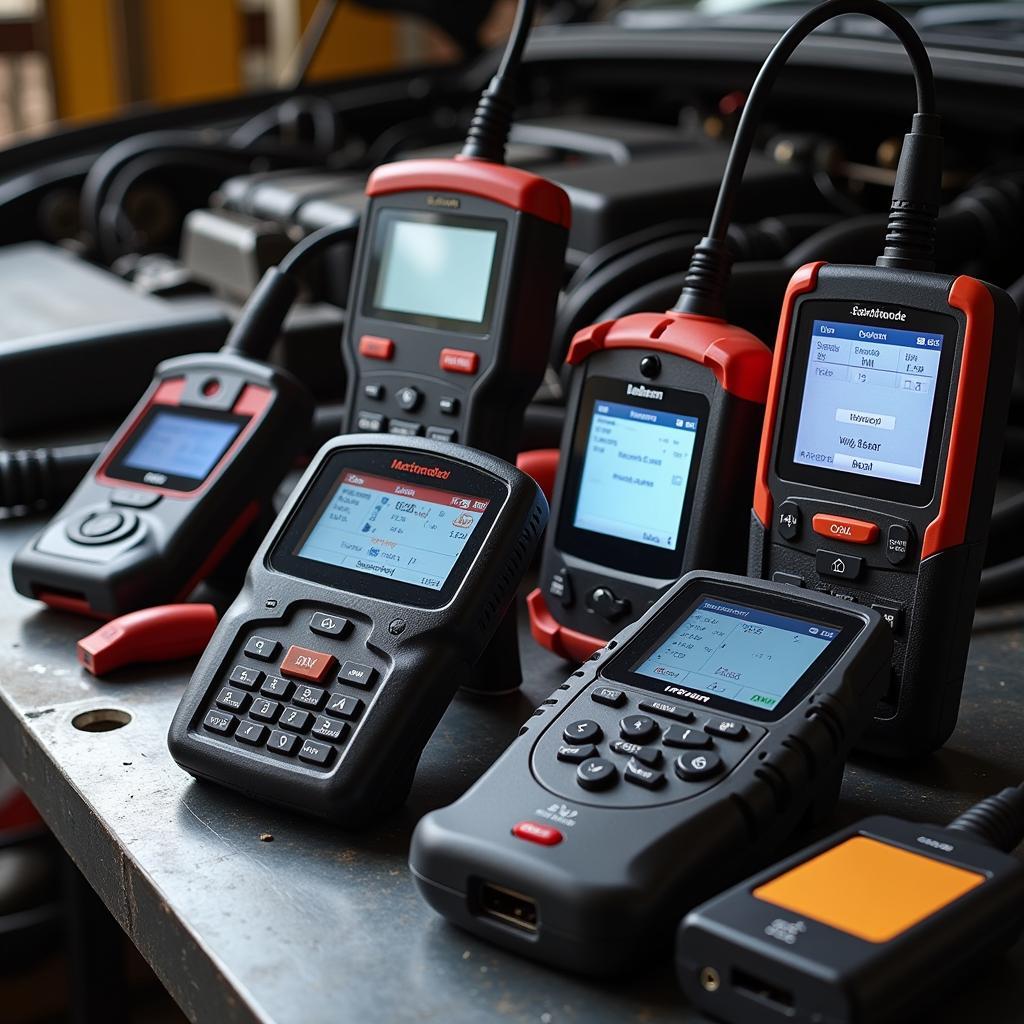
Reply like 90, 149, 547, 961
342, 0, 569, 461
342, 160, 568, 459
528, 313, 771, 662
11, 352, 311, 618
678, 801, 1024, 1024
167, 434, 547, 823
750, 262, 1018, 754
410, 571, 892, 974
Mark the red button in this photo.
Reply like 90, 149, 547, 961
280, 645, 337, 684
439, 348, 479, 375
812, 514, 879, 545
512, 821, 563, 846
359, 335, 394, 360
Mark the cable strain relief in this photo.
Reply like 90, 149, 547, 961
460, 75, 516, 164
221, 267, 299, 361
946, 787, 1024, 852
875, 113, 943, 272
672, 236, 734, 318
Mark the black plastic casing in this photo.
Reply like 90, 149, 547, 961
677, 815, 1024, 1024
538, 346, 765, 645
11, 352, 312, 618
410, 571, 892, 975
749, 263, 1018, 756
167, 435, 548, 823
341, 183, 568, 462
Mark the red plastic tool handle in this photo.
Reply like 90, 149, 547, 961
77, 603, 219, 677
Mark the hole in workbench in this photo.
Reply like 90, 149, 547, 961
71, 708, 132, 732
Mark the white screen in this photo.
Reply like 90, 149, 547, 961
373, 219, 498, 324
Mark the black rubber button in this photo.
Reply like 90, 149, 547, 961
675, 750, 723, 781
563, 719, 602, 745
576, 757, 617, 791
619, 715, 659, 743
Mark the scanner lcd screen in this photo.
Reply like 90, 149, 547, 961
792, 318, 944, 486
572, 399, 699, 551
368, 212, 503, 331
631, 598, 839, 712
296, 469, 491, 592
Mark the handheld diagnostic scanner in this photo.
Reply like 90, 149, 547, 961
8, 223, 363, 619
644, 0, 1016, 756
342, 0, 569, 461
167, 434, 547, 823
409, 571, 892, 974
527, 304, 772, 663
678, 787, 1024, 1024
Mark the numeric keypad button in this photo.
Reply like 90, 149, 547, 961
576, 757, 617, 791
267, 730, 300, 756
311, 716, 349, 743
202, 710, 236, 735
228, 666, 264, 690
215, 687, 250, 713
292, 686, 326, 711
260, 676, 293, 700
279, 707, 311, 732
325, 694, 364, 721
298, 739, 335, 767
338, 662, 376, 689
235, 721, 267, 746
244, 636, 280, 661
249, 698, 282, 723
675, 750, 723, 781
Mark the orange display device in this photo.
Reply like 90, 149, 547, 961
678, 792, 1024, 1024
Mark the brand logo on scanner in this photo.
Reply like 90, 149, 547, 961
390, 458, 451, 480
850, 305, 907, 321
626, 383, 664, 400
427, 195, 460, 209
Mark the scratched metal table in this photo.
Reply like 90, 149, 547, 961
0, 517, 1022, 1024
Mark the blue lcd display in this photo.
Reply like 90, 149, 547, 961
572, 400, 699, 550
634, 598, 838, 711
793, 319, 944, 486
121, 410, 242, 482
297, 470, 491, 591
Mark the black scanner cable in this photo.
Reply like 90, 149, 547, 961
674, 0, 941, 319
226, 0, 536, 358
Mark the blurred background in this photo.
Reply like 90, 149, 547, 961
0, 0, 529, 141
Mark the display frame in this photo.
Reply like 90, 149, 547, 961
362, 208, 507, 334
602, 580, 859, 722
269, 446, 508, 610
104, 404, 249, 492
554, 376, 709, 579
775, 298, 959, 505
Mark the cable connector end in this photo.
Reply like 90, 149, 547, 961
672, 236, 734, 319
876, 112, 943, 272
460, 75, 516, 165
946, 786, 1024, 853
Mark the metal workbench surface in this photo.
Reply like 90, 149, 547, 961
0, 516, 1022, 1024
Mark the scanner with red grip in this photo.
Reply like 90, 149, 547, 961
530, 310, 771, 660
12, 351, 312, 618
748, 261, 1018, 756
342, 157, 569, 463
